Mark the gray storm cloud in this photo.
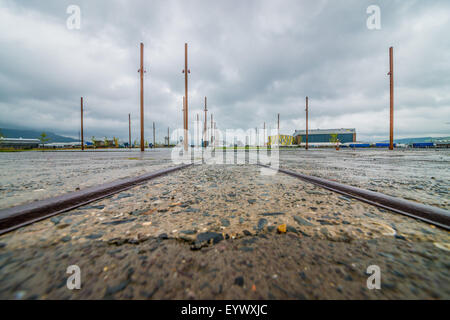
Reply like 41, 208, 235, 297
0, 0, 449, 142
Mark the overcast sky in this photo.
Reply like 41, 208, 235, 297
1, 0, 449, 142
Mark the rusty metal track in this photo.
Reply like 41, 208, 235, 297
0, 163, 193, 235
259, 164, 450, 230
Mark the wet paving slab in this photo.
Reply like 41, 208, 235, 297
0, 164, 449, 299
279, 149, 450, 210
1, 235, 449, 300
0, 149, 175, 210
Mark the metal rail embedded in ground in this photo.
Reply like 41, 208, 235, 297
259, 164, 450, 230
0, 163, 193, 235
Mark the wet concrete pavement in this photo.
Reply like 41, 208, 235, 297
0, 149, 174, 210
279, 149, 450, 210
0, 158, 449, 299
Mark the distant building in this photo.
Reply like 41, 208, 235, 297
268, 135, 295, 146
43, 142, 82, 148
435, 138, 450, 148
0, 137, 40, 149
412, 142, 434, 148
293, 128, 356, 144
93, 139, 115, 147
436, 142, 450, 148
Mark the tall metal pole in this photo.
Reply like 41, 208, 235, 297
277, 113, 280, 132
128, 113, 131, 149
211, 113, 213, 144
263, 122, 266, 147
277, 113, 280, 145
80, 97, 84, 151
204, 96, 208, 147
389, 47, 394, 150
306, 96, 309, 150
139, 42, 145, 152
182, 96, 185, 146
196, 114, 199, 147
153, 122, 155, 148
167, 127, 170, 147
183, 43, 189, 151
214, 122, 216, 147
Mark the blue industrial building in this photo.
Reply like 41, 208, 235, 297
413, 142, 434, 148
293, 128, 356, 144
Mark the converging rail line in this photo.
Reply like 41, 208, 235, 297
0, 163, 193, 235
259, 164, 450, 230
1, 162, 448, 236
